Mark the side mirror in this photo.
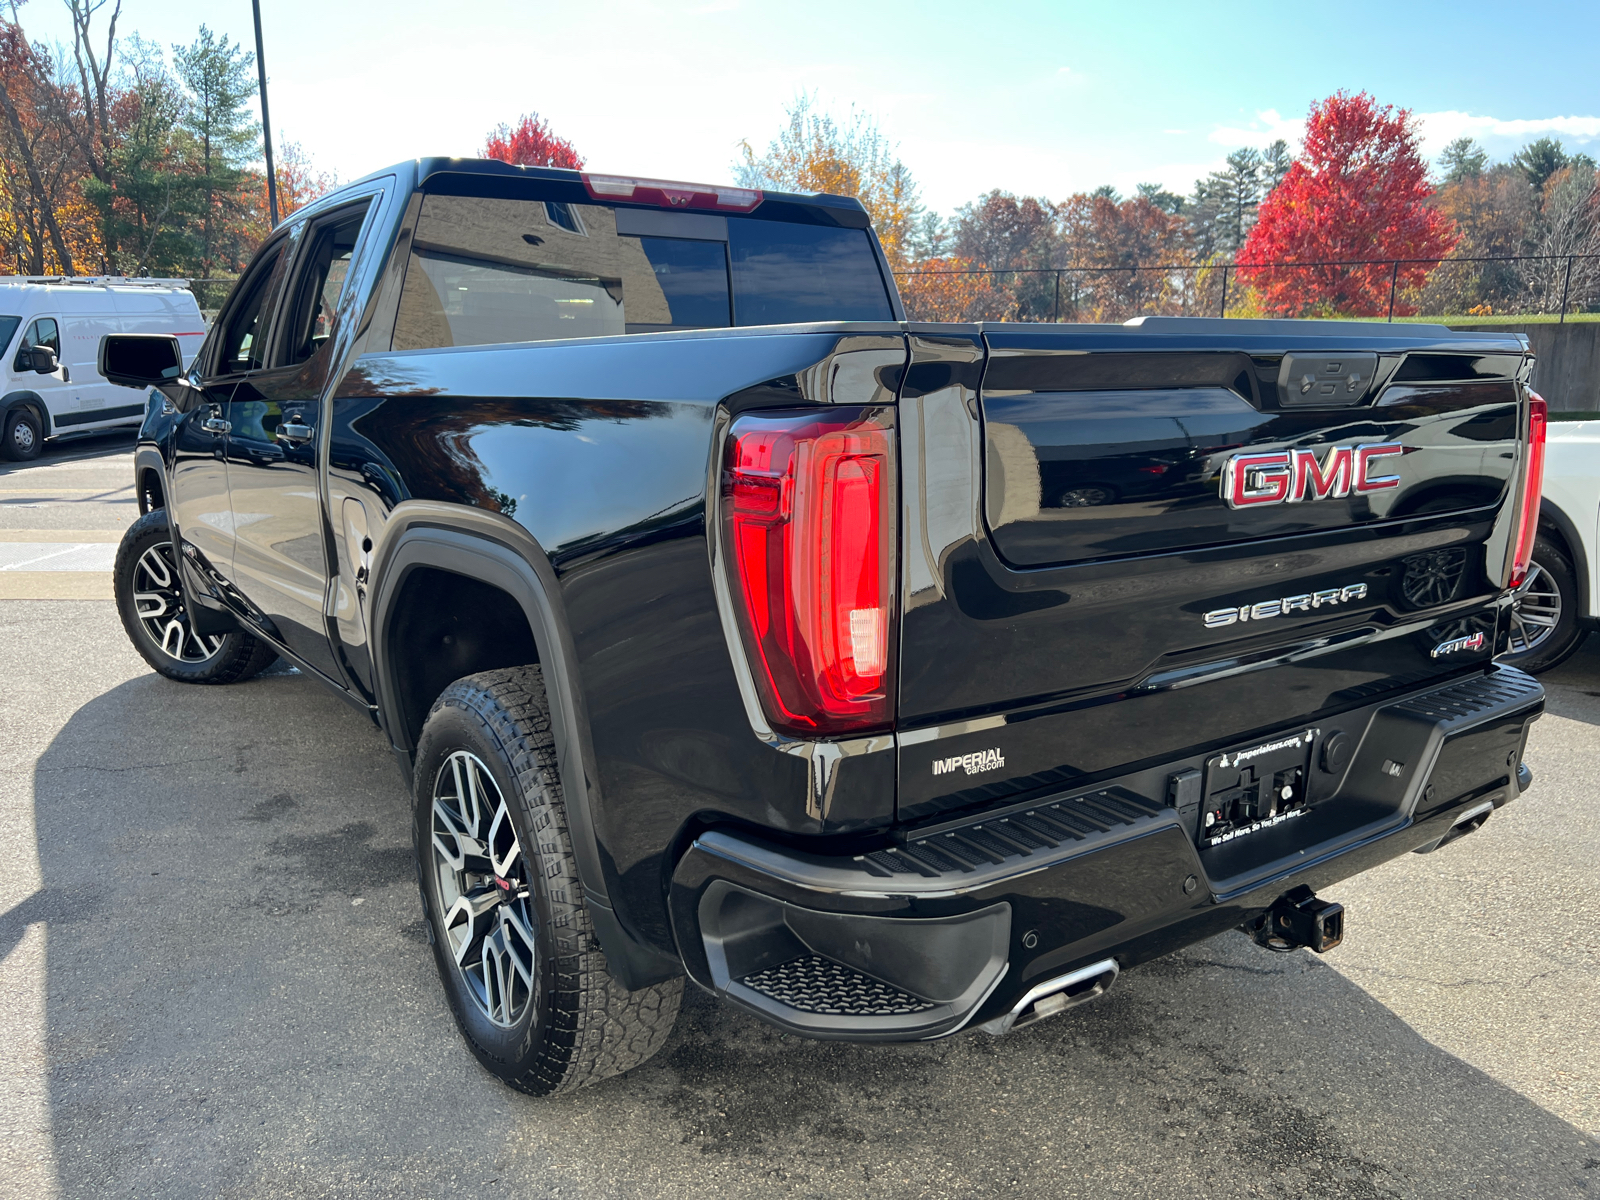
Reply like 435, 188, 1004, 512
100, 333, 183, 389
28, 345, 58, 374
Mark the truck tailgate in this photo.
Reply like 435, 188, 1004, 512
896, 322, 1532, 824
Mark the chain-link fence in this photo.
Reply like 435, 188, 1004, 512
894, 253, 1600, 325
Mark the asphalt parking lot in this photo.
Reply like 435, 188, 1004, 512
2, 432, 1597, 1199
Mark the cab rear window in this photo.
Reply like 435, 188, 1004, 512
391, 194, 891, 351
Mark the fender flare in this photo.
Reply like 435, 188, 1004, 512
2, 389, 50, 435
1540, 497, 1594, 621
134, 446, 167, 513
366, 501, 682, 988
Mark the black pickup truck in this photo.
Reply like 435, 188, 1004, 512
100, 158, 1547, 1095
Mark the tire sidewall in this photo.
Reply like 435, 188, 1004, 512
413, 697, 560, 1075
1505, 538, 1584, 673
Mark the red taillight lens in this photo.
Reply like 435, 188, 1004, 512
721, 408, 896, 737
581, 173, 763, 212
1510, 392, 1547, 587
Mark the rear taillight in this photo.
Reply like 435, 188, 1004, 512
721, 408, 896, 737
1509, 392, 1547, 587
581, 173, 763, 212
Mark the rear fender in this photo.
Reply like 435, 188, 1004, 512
366, 500, 682, 988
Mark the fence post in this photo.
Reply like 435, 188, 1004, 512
1387, 261, 1399, 322
1218, 266, 1229, 318
1559, 255, 1574, 323
1054, 271, 1061, 323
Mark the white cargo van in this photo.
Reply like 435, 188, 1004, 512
0, 277, 207, 460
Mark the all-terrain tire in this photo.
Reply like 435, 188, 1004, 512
114, 510, 279, 684
1503, 537, 1587, 674
413, 667, 682, 1095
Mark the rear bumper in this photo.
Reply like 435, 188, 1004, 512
669, 665, 1544, 1040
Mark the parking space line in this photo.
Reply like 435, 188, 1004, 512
0, 572, 113, 600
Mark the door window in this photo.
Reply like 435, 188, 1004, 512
14, 317, 59, 371
275, 202, 372, 367
216, 240, 291, 375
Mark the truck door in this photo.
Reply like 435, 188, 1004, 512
223, 199, 374, 683
168, 235, 293, 610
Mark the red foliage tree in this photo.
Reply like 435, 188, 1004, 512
482, 112, 584, 169
1238, 91, 1458, 317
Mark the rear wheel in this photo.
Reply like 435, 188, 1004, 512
414, 667, 681, 1095
2, 406, 42, 461
1503, 537, 1586, 674
113, 510, 278, 684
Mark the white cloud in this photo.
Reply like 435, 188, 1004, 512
1414, 111, 1600, 158
1207, 109, 1303, 150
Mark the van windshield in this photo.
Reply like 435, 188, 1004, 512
0, 316, 21, 356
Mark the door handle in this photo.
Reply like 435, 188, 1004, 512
202, 416, 231, 434
277, 419, 314, 445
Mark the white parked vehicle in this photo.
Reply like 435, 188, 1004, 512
1504, 414, 1600, 673
0, 277, 206, 460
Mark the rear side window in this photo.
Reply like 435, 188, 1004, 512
392, 193, 891, 351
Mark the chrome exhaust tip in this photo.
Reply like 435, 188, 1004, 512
977, 958, 1119, 1036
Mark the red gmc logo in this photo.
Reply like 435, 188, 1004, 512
1221, 443, 1405, 510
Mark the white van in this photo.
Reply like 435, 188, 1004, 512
0, 277, 207, 460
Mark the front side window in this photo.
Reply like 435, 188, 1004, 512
13, 317, 59, 372
0, 316, 20, 361
217, 240, 290, 374
276, 202, 372, 367
392, 192, 892, 351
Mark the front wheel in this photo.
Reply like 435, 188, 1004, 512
113, 510, 278, 684
2, 406, 42, 461
414, 667, 681, 1095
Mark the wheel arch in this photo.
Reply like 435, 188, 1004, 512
134, 446, 167, 513
1538, 497, 1592, 621
367, 502, 682, 988
2, 389, 50, 436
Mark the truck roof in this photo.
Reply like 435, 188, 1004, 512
334, 157, 873, 226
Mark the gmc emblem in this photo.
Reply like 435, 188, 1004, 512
1221, 443, 1405, 510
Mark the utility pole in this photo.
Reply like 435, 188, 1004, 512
253, 0, 279, 227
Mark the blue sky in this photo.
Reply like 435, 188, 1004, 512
17, 0, 1600, 215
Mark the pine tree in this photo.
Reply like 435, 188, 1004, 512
173, 25, 259, 277
1439, 137, 1489, 185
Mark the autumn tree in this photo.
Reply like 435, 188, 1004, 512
0, 22, 83, 272
736, 95, 921, 267
1239, 91, 1458, 317
483, 112, 583, 169
1059, 191, 1191, 322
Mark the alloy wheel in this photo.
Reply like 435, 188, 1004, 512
430, 750, 539, 1028
132, 541, 224, 662
1507, 562, 1562, 655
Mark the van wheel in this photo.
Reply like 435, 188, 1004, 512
113, 510, 278, 684
2, 406, 42, 461
414, 667, 682, 1095
1503, 537, 1585, 674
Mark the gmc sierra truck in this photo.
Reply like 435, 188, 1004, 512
100, 158, 1547, 1096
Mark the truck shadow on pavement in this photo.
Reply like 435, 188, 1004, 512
20, 667, 1600, 1200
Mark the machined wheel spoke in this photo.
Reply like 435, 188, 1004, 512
133, 590, 172, 619
131, 541, 225, 664
431, 797, 489, 871
1518, 609, 1559, 629
431, 750, 539, 1028
443, 887, 503, 967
